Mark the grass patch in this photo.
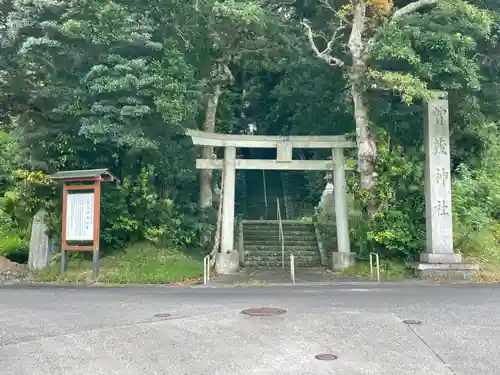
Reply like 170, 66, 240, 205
467, 256, 500, 283
35, 243, 203, 285
340, 260, 415, 280
456, 223, 500, 282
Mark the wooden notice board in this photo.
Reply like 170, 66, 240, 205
49, 169, 117, 276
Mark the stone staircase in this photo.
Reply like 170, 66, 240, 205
241, 220, 322, 268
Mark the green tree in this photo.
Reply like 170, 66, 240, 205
299, 0, 493, 197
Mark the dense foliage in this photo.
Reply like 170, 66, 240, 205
0, 0, 499, 265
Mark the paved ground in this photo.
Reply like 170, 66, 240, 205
1, 283, 500, 375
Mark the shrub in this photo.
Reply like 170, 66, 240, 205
100, 166, 211, 251
348, 134, 425, 261
453, 129, 500, 260
0, 231, 29, 264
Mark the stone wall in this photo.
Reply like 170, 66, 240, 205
0, 256, 30, 285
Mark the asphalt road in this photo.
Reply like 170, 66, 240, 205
1, 283, 499, 375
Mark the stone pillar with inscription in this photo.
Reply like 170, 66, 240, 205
422, 91, 457, 263
417, 91, 478, 278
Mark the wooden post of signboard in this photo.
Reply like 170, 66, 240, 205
49, 169, 117, 278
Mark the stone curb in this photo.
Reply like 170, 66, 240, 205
0, 279, 486, 289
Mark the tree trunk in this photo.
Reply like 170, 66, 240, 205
351, 83, 377, 191
209, 168, 224, 268
348, 0, 377, 192
199, 83, 222, 209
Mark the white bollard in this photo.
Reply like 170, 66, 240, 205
204, 255, 210, 286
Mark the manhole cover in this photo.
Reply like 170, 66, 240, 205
154, 313, 171, 318
241, 308, 287, 316
315, 354, 338, 361
403, 319, 422, 325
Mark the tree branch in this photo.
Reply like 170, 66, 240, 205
392, 0, 440, 20
301, 21, 345, 67
319, 0, 352, 26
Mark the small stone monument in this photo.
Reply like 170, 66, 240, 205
314, 172, 338, 269
28, 209, 50, 272
319, 172, 335, 217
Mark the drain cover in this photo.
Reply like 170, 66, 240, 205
403, 319, 422, 325
315, 354, 338, 361
241, 308, 287, 316
154, 313, 171, 318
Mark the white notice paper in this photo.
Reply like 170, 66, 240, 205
66, 193, 94, 241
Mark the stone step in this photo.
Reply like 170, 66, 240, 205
244, 231, 315, 236
243, 235, 316, 242
243, 258, 322, 268
243, 236, 318, 246
244, 222, 313, 226
244, 223, 309, 225
244, 245, 319, 252
244, 238, 319, 244
243, 226, 314, 231
243, 224, 314, 229
243, 260, 322, 267
244, 239, 318, 247
243, 257, 321, 266
243, 220, 314, 227
244, 253, 320, 261
244, 236, 317, 242
243, 228, 316, 234
244, 249, 320, 257
243, 228, 316, 236
244, 250, 319, 258
243, 225, 315, 230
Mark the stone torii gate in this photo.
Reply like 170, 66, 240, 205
186, 129, 357, 274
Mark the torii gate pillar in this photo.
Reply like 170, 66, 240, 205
216, 146, 239, 274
